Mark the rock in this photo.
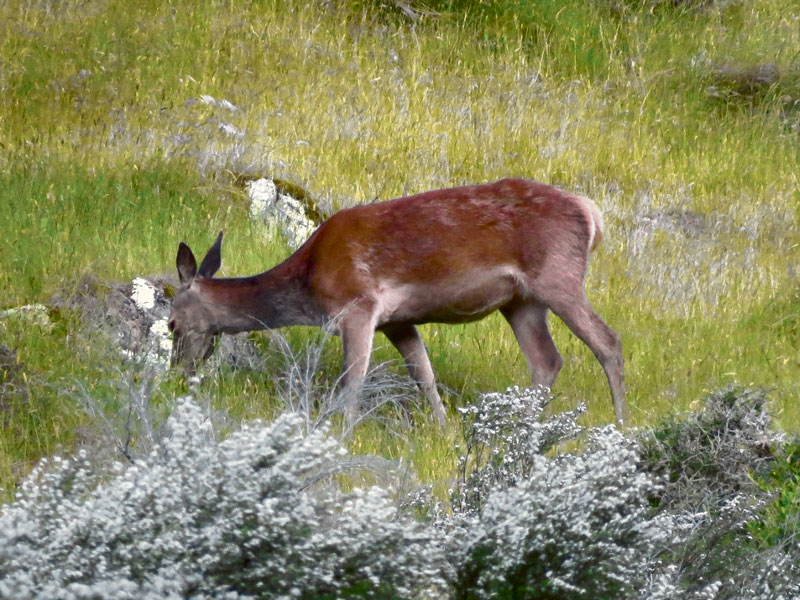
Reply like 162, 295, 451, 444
247, 177, 318, 249
52, 274, 264, 374
710, 63, 780, 97
0, 304, 53, 331
116, 277, 173, 368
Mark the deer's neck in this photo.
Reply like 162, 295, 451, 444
198, 259, 323, 333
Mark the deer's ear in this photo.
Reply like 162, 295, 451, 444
197, 231, 223, 279
177, 241, 197, 285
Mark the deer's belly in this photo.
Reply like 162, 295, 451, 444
375, 266, 525, 325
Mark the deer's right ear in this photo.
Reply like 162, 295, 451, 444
176, 241, 197, 285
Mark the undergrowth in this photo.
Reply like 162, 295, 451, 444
1, 381, 797, 599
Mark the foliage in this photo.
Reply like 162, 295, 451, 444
450, 430, 663, 599
0, 0, 799, 593
3, 384, 800, 598
0, 399, 448, 599
445, 385, 800, 599
637, 386, 780, 509
447, 386, 664, 599
635, 387, 800, 599
1, 0, 799, 487
750, 439, 800, 548
451, 385, 585, 514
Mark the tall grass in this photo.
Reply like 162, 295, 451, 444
0, 0, 798, 494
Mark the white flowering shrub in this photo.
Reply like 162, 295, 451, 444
4, 380, 800, 599
451, 385, 585, 514
0, 399, 447, 599
447, 387, 665, 599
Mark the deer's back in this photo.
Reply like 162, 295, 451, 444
303, 179, 595, 324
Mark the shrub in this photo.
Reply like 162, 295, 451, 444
450, 386, 585, 515
0, 398, 447, 599
638, 386, 781, 510
446, 387, 665, 600
635, 386, 800, 599
5, 384, 800, 599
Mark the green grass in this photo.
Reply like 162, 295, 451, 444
0, 0, 798, 496
750, 438, 800, 548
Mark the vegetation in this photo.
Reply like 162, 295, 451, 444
2, 384, 798, 598
0, 0, 798, 593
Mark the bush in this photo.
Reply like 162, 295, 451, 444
637, 386, 780, 510
635, 386, 800, 599
4, 384, 800, 599
447, 385, 800, 600
450, 386, 586, 515
447, 387, 665, 600
0, 398, 447, 599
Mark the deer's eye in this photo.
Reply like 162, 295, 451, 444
168, 319, 176, 332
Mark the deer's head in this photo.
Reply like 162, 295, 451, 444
169, 232, 223, 376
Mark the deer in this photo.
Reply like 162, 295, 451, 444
168, 178, 626, 427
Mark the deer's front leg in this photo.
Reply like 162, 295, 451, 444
339, 308, 378, 430
381, 323, 447, 426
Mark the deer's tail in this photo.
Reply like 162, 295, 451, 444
576, 195, 604, 252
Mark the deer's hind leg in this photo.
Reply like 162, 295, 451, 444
546, 292, 626, 424
501, 300, 564, 391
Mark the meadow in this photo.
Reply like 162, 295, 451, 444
0, 0, 798, 501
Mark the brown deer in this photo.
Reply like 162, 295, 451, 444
169, 178, 625, 426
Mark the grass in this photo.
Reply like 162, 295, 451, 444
0, 0, 798, 496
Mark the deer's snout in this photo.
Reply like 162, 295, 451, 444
170, 329, 216, 377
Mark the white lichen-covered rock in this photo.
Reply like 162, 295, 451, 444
52, 274, 263, 375
248, 177, 278, 220
130, 277, 157, 311
121, 277, 172, 369
124, 277, 256, 371
247, 178, 316, 249
198, 94, 238, 111
127, 276, 263, 373
0, 304, 52, 331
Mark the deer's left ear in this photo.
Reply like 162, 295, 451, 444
197, 231, 223, 279
177, 241, 197, 285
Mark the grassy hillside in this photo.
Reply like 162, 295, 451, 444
0, 0, 798, 494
